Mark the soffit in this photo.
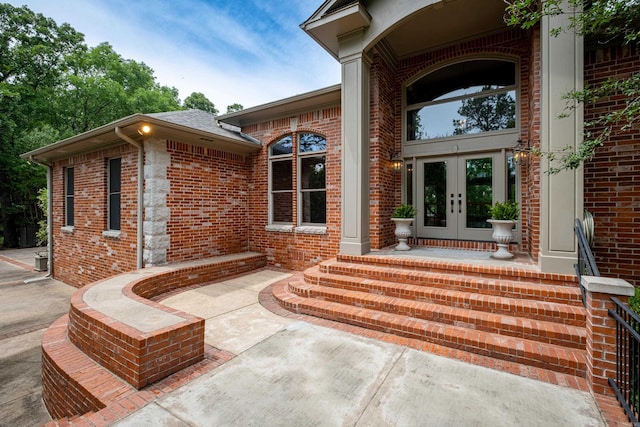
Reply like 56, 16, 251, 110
217, 84, 341, 127
22, 114, 261, 164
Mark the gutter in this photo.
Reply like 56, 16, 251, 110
28, 156, 53, 278
114, 127, 144, 270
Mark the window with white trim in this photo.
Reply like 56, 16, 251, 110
107, 158, 121, 231
64, 167, 74, 227
268, 133, 326, 226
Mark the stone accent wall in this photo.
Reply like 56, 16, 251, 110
52, 144, 138, 288
143, 139, 171, 266
584, 45, 640, 286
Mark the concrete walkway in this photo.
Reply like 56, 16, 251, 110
0, 249, 610, 426
114, 270, 605, 427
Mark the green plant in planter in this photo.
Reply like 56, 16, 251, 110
488, 201, 519, 221
392, 204, 416, 218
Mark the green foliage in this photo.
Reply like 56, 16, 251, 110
36, 187, 47, 247
226, 103, 244, 114
392, 204, 417, 218
488, 201, 520, 221
504, 0, 640, 174
455, 87, 516, 134
183, 92, 218, 114
630, 286, 640, 316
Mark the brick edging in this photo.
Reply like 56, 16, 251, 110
42, 253, 266, 420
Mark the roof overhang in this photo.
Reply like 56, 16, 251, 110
301, 1, 371, 60
216, 84, 341, 128
21, 113, 261, 164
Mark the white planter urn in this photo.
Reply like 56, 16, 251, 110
391, 218, 413, 251
487, 219, 516, 259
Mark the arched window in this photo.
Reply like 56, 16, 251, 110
406, 60, 517, 141
269, 133, 326, 226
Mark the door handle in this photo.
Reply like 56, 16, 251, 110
450, 194, 454, 213
458, 194, 462, 214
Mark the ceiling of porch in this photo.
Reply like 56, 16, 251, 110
381, 0, 509, 59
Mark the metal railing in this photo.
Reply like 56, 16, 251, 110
608, 297, 640, 426
574, 218, 600, 305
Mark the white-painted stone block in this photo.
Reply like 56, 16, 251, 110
145, 178, 170, 194
143, 193, 166, 207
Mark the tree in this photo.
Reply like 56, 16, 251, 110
455, 87, 516, 134
504, 0, 640, 173
0, 4, 84, 247
58, 43, 181, 134
226, 103, 244, 113
183, 92, 218, 114
0, 5, 183, 247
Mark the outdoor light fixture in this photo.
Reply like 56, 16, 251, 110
138, 124, 152, 135
390, 152, 403, 172
513, 139, 530, 164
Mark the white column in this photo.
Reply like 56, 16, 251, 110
539, 3, 584, 273
339, 31, 371, 255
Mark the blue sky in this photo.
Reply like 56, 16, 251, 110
7, 0, 340, 111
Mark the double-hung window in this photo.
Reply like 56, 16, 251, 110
107, 158, 121, 231
268, 133, 326, 227
298, 133, 326, 225
64, 167, 74, 227
269, 136, 293, 223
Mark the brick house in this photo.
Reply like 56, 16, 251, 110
23, 0, 638, 287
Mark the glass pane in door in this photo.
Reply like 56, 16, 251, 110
423, 161, 447, 227
465, 158, 492, 228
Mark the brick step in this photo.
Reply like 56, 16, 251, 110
318, 261, 583, 306
275, 283, 586, 377
304, 266, 586, 326
333, 254, 579, 287
288, 280, 585, 349
41, 315, 136, 420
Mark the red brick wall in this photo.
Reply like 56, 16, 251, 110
370, 52, 401, 249
165, 141, 250, 263
52, 144, 138, 288
525, 26, 542, 261
584, 45, 640, 286
244, 107, 341, 270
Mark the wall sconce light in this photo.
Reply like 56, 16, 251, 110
513, 139, 530, 164
390, 152, 403, 172
138, 124, 152, 136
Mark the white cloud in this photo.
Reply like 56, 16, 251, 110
5, 0, 340, 110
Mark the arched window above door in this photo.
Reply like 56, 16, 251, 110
406, 59, 517, 141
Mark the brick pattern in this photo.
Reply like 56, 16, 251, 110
42, 254, 266, 418
165, 141, 251, 263
369, 52, 401, 249
52, 144, 139, 288
585, 291, 629, 396
387, 29, 536, 255
243, 108, 342, 271
274, 255, 587, 377
584, 45, 640, 286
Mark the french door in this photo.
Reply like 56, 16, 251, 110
416, 153, 508, 241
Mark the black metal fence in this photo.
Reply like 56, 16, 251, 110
574, 218, 600, 305
608, 297, 640, 426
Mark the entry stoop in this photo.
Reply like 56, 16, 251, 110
273, 252, 587, 378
